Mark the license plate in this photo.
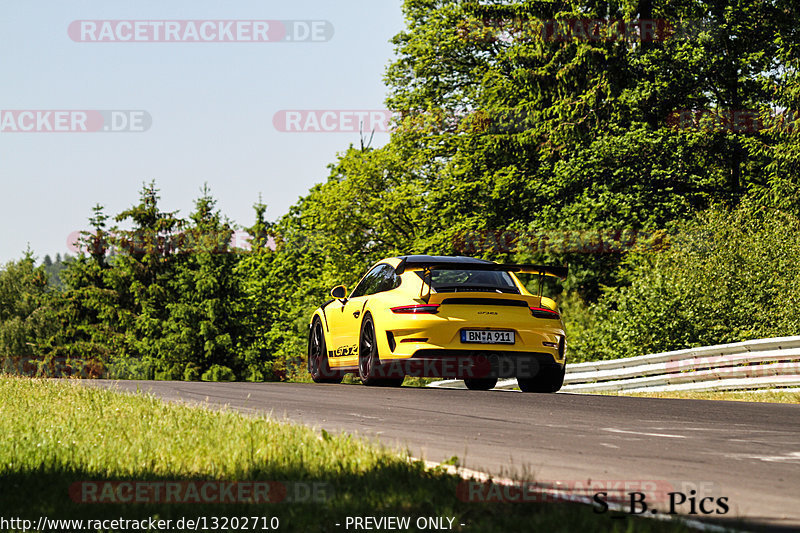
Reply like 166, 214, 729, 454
460, 330, 515, 344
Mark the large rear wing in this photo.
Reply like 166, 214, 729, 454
394, 258, 568, 280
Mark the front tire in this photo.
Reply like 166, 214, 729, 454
359, 315, 403, 387
309, 318, 343, 384
517, 365, 565, 393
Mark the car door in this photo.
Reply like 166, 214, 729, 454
338, 264, 400, 364
326, 265, 385, 363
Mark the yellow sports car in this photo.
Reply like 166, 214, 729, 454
308, 255, 567, 392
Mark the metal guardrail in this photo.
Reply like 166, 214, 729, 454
428, 336, 800, 392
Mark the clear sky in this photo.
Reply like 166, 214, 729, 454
0, 1, 404, 263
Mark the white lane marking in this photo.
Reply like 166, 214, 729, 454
348, 412, 381, 420
598, 443, 619, 449
654, 426, 791, 434
650, 427, 719, 432
602, 428, 688, 439
722, 451, 800, 463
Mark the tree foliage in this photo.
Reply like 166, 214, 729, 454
2, 0, 799, 376
570, 201, 800, 360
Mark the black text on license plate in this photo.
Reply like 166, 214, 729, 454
461, 330, 515, 344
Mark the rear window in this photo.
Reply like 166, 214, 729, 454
417, 269, 520, 294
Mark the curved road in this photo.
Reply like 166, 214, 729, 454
85, 381, 800, 531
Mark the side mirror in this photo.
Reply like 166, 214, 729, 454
330, 285, 347, 300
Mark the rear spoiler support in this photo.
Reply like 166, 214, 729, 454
419, 267, 433, 302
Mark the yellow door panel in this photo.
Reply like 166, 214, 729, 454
323, 301, 347, 352
337, 297, 366, 367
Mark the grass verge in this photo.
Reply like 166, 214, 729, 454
0, 376, 692, 532
594, 389, 800, 403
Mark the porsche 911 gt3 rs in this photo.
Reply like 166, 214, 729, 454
307, 255, 567, 392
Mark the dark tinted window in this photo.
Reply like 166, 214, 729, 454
350, 264, 397, 297
374, 265, 401, 293
419, 269, 519, 294
350, 266, 382, 298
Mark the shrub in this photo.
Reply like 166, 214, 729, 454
201, 364, 236, 382
570, 200, 800, 361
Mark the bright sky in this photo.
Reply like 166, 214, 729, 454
0, 1, 404, 263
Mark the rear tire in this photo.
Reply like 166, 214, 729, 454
359, 315, 404, 387
464, 378, 498, 391
517, 365, 565, 393
308, 318, 343, 384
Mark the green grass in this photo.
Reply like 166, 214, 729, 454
595, 389, 800, 403
0, 376, 696, 532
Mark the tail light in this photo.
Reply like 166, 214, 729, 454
529, 306, 560, 319
391, 304, 440, 314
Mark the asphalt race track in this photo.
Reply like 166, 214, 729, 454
83, 381, 800, 531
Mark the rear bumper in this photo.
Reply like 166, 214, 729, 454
377, 310, 566, 367
376, 349, 563, 379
